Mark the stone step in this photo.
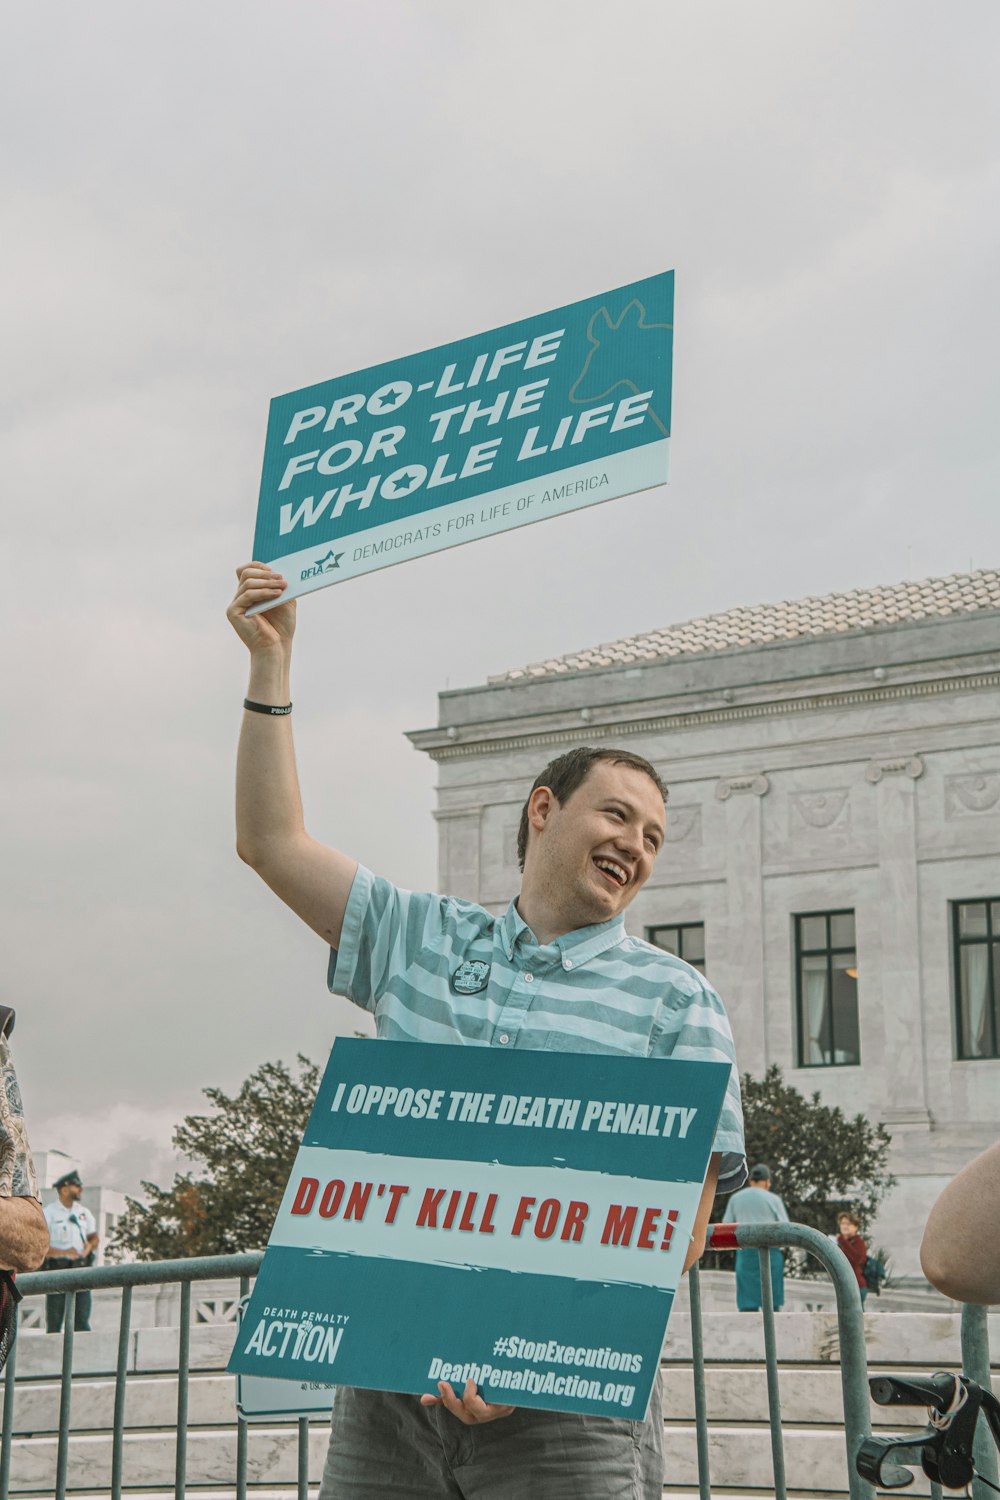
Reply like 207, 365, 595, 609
4, 1426, 330, 1492
3, 1366, 941, 1434
1, 1492, 319, 1500
8, 1311, 999, 1380
0, 1422, 934, 1495
661, 1310, 1000, 1365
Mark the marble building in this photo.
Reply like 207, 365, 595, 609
408, 568, 1000, 1277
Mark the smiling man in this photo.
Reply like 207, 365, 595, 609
228, 561, 746, 1500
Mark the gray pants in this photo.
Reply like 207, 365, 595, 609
319, 1371, 663, 1499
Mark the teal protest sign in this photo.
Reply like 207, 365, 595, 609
250, 272, 673, 605
227, 1038, 726, 1421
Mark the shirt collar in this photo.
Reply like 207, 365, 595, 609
499, 901, 626, 967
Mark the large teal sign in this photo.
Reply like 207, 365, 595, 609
227, 1037, 725, 1421
251, 272, 673, 604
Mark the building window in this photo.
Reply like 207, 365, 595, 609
647, 922, 706, 974
953, 900, 1000, 1059
795, 910, 859, 1067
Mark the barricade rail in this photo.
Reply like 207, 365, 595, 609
702, 1221, 874, 1500
3, 1253, 269, 1500
0, 1231, 993, 1498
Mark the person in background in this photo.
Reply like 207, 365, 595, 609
43, 1170, 99, 1333
920, 1142, 1000, 1304
722, 1163, 789, 1311
836, 1210, 869, 1306
0, 1023, 48, 1273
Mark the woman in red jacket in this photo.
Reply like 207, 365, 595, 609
836, 1210, 868, 1306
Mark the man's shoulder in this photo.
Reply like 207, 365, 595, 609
616, 935, 715, 994
365, 869, 497, 929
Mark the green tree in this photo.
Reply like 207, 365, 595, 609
109, 1056, 321, 1261
707, 1065, 896, 1270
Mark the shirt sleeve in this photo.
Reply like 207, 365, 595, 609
649, 973, 747, 1195
0, 1036, 39, 1198
327, 865, 450, 1013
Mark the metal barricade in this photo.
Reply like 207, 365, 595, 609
961, 1302, 999, 1500
697, 1221, 875, 1500
0, 1252, 329, 1500
1, 1238, 994, 1497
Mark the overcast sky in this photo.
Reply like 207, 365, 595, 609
3, 1, 998, 1196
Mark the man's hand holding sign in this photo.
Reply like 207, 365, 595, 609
227, 275, 747, 1500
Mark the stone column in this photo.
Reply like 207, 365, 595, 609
434, 809, 481, 902
866, 754, 930, 1128
716, 773, 770, 1077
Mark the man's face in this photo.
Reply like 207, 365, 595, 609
526, 761, 666, 927
839, 1218, 857, 1238
60, 1181, 82, 1203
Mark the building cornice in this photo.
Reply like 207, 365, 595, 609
408, 670, 1000, 762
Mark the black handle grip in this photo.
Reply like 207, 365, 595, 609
856, 1436, 918, 1489
870, 1372, 963, 1412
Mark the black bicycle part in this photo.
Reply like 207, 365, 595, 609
856, 1373, 1000, 1492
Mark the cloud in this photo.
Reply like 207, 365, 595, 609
33, 1103, 183, 1198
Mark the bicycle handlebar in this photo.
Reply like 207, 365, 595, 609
869, 1371, 965, 1412
856, 1374, 1000, 1491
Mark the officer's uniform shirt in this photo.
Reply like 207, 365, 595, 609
44, 1198, 97, 1255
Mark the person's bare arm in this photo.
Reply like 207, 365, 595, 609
0, 1198, 49, 1272
228, 563, 357, 948
920, 1143, 1000, 1304
684, 1153, 721, 1273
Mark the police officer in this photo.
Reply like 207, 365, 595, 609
43, 1170, 99, 1333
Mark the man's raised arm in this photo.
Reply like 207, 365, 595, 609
227, 562, 357, 948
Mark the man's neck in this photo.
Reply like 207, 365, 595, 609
514, 889, 617, 947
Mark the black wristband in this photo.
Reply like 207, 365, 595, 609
244, 699, 292, 716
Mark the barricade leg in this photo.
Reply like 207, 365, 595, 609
962, 1303, 999, 1499
687, 1262, 712, 1500
111, 1284, 132, 1500
759, 1249, 787, 1500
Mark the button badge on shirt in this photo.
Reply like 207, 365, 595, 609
451, 959, 491, 995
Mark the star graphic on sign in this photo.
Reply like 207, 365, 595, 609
317, 550, 344, 571
384, 469, 420, 497
368, 382, 410, 415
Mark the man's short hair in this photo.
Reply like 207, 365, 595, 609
515, 746, 668, 871
838, 1209, 862, 1228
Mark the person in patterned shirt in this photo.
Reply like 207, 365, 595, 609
0, 1030, 48, 1273
228, 563, 747, 1500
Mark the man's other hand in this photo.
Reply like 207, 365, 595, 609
227, 563, 295, 653
419, 1378, 515, 1425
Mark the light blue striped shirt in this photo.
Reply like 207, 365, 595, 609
330, 866, 747, 1193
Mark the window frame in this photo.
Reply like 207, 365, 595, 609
952, 897, 1000, 1061
645, 921, 706, 974
794, 907, 859, 1069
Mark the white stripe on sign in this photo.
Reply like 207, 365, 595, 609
252, 441, 669, 610
271, 1145, 702, 1290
